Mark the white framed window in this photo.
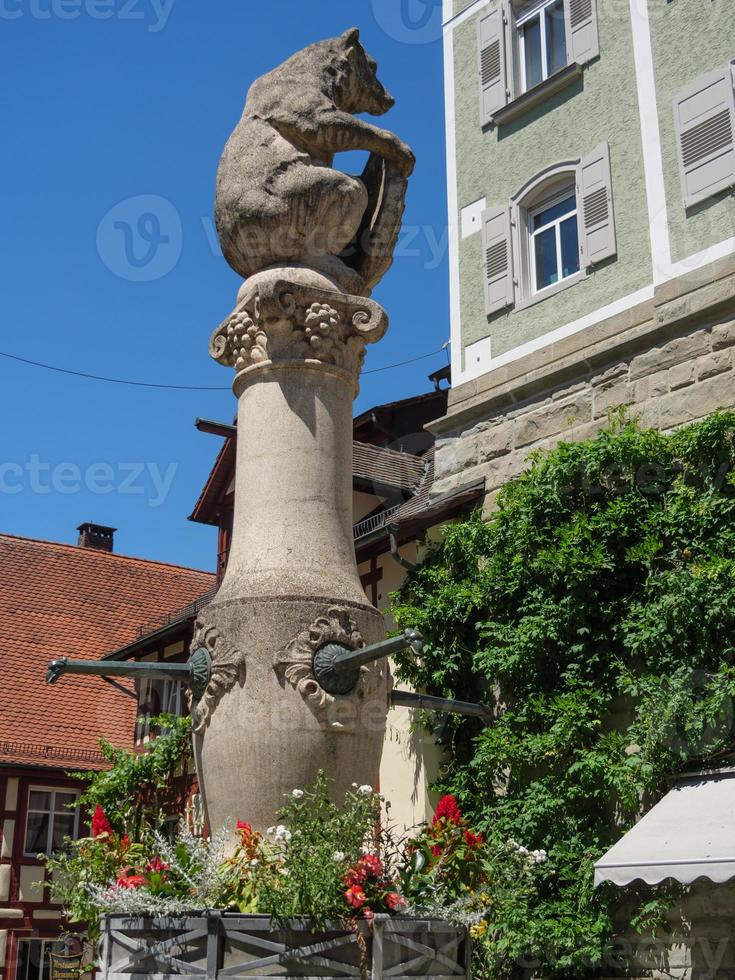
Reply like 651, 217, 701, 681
15, 939, 51, 980
517, 0, 567, 92
477, 0, 599, 127
528, 186, 580, 293
135, 676, 184, 744
23, 788, 79, 857
481, 144, 616, 316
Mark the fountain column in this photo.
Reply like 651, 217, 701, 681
191, 267, 391, 840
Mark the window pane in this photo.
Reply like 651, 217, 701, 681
54, 793, 77, 813
533, 193, 576, 230
16, 941, 30, 980
560, 215, 580, 278
545, 0, 567, 75
28, 791, 51, 812
24, 812, 49, 854
523, 16, 543, 89
534, 226, 559, 289
50, 814, 76, 852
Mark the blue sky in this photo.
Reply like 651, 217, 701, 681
0, 0, 448, 571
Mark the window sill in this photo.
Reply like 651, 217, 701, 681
513, 268, 587, 312
492, 63, 583, 127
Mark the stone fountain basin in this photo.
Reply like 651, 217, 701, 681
100, 912, 470, 979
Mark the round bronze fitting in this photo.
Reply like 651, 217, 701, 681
312, 643, 361, 695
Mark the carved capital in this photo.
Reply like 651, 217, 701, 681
209, 277, 387, 385
274, 607, 389, 732
188, 621, 246, 734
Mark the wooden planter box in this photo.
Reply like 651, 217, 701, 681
100, 912, 470, 980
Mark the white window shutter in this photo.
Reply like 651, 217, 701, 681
482, 205, 514, 315
673, 64, 735, 209
564, 0, 599, 66
477, 5, 507, 126
577, 143, 616, 268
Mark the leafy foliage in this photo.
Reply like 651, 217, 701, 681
391, 411, 735, 977
70, 714, 192, 837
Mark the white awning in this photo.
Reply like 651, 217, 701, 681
594, 770, 735, 887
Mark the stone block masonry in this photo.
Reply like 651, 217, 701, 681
429, 255, 735, 504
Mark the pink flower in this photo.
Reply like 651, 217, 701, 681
91, 805, 113, 839
386, 892, 407, 911
145, 857, 169, 874
432, 795, 462, 826
360, 854, 383, 878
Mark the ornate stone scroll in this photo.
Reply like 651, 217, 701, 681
209, 276, 388, 384
188, 622, 246, 734
274, 607, 389, 732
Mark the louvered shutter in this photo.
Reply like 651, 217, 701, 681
564, 0, 599, 66
482, 205, 514, 315
577, 142, 616, 267
477, 6, 507, 126
674, 64, 735, 209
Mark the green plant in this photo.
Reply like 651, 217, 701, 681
70, 714, 192, 837
391, 411, 735, 977
255, 773, 396, 926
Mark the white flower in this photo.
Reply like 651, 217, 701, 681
266, 826, 276, 836
274, 825, 292, 843
250, 858, 259, 867
534, 849, 548, 864
507, 839, 518, 850
351, 782, 359, 788
358, 785, 373, 796
291, 789, 304, 799
517, 846, 528, 856
333, 851, 346, 862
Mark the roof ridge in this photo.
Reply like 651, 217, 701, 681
0, 533, 215, 577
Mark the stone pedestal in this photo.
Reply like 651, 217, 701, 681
191, 266, 392, 841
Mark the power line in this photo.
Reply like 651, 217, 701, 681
0, 346, 447, 391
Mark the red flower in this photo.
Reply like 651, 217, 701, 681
386, 892, 407, 911
431, 844, 443, 858
145, 857, 170, 874
360, 854, 383, 878
236, 821, 253, 835
119, 834, 131, 854
91, 805, 113, 839
116, 870, 144, 889
464, 830, 484, 849
345, 885, 367, 909
432, 795, 462, 825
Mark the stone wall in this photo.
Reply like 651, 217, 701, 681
429, 254, 735, 506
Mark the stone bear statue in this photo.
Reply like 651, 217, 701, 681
215, 28, 415, 295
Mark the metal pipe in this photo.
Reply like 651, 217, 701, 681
390, 689, 493, 723
389, 524, 416, 572
46, 658, 192, 685
326, 629, 423, 676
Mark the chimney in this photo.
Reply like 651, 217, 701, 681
77, 523, 116, 553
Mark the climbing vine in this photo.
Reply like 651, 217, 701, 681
70, 714, 192, 839
391, 411, 735, 977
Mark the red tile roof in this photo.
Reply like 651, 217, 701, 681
0, 534, 215, 770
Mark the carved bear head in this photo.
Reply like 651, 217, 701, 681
338, 28, 395, 117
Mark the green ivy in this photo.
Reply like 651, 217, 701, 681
70, 714, 192, 837
391, 411, 735, 978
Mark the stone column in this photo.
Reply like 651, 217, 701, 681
191, 266, 391, 842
